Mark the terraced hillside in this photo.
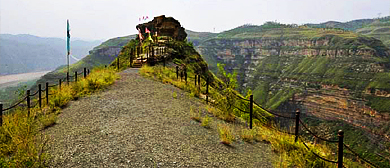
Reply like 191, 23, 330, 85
307, 16, 390, 47
188, 23, 390, 166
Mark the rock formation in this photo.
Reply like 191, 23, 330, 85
136, 15, 187, 41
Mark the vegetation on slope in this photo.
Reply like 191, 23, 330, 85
0, 67, 119, 167
109, 34, 369, 166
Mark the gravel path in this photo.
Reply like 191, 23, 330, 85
46, 68, 274, 167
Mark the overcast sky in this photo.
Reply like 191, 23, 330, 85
1, 0, 389, 41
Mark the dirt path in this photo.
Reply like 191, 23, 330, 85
46, 68, 274, 167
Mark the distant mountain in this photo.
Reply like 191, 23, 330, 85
0, 34, 101, 75
306, 16, 390, 47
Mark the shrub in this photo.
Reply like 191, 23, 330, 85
0, 67, 119, 167
190, 107, 202, 122
218, 124, 235, 145
173, 91, 178, 99
240, 128, 255, 142
201, 115, 212, 128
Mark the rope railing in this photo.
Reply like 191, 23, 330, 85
232, 105, 250, 113
232, 92, 250, 101
343, 143, 379, 168
299, 136, 338, 164
253, 101, 295, 119
1, 68, 91, 125
30, 90, 40, 97
299, 119, 339, 143
2, 96, 28, 112
226, 89, 380, 167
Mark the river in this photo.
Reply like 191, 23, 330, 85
0, 71, 51, 88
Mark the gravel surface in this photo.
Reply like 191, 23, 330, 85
46, 68, 274, 167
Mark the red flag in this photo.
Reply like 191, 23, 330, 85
145, 16, 149, 20
145, 27, 150, 33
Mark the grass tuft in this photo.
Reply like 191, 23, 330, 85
201, 115, 212, 128
218, 124, 235, 145
240, 128, 255, 142
0, 67, 119, 166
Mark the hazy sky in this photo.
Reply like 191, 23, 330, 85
1, 0, 389, 41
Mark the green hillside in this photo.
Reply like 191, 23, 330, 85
306, 16, 390, 47
189, 23, 390, 167
34, 35, 135, 90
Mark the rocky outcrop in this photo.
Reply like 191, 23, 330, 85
90, 46, 121, 57
136, 15, 187, 41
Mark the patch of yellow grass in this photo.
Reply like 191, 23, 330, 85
0, 67, 119, 166
217, 124, 235, 145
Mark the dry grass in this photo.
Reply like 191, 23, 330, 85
217, 124, 235, 145
201, 115, 212, 128
0, 67, 119, 167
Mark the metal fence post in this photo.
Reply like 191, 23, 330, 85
75, 71, 78, 82
250, 95, 253, 129
0, 104, 3, 126
338, 130, 344, 168
38, 84, 42, 108
295, 109, 300, 142
84, 68, 87, 78
46, 82, 49, 105
59, 79, 62, 90
87, 69, 90, 75
27, 90, 30, 116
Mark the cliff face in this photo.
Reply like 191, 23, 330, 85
136, 15, 187, 41
192, 25, 390, 139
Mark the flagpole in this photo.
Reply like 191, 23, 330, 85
67, 20, 70, 78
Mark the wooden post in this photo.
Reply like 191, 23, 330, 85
338, 130, 344, 168
75, 71, 78, 82
38, 84, 42, 108
67, 72, 69, 85
27, 90, 30, 116
46, 82, 49, 105
152, 45, 155, 58
84, 68, 87, 78
295, 109, 300, 142
206, 78, 209, 104
180, 70, 183, 81
250, 95, 253, 129
0, 104, 3, 126
198, 74, 201, 90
